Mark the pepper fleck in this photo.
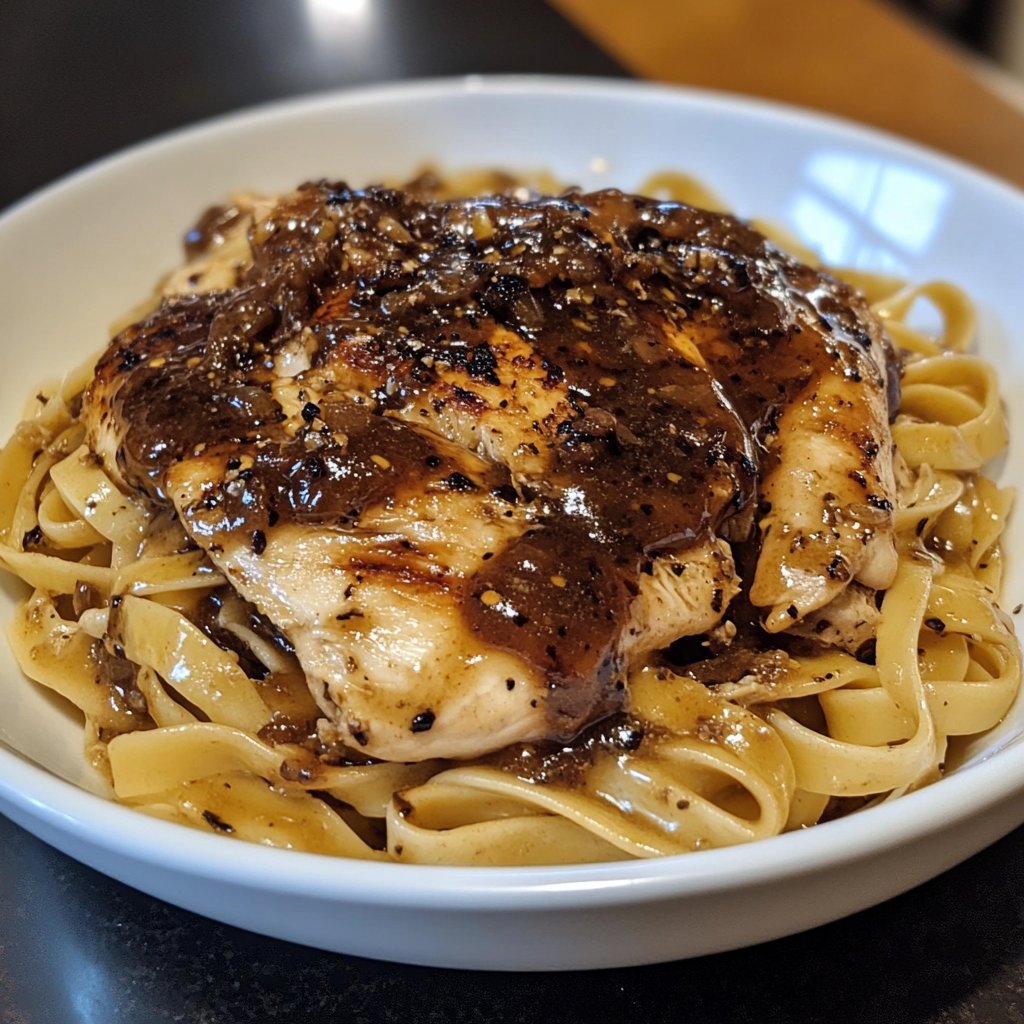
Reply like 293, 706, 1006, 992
411, 709, 435, 733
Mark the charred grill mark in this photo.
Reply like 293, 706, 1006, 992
449, 384, 486, 411
344, 556, 451, 590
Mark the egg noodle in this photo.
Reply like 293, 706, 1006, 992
0, 173, 1018, 864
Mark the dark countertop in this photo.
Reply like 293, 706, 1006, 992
0, 0, 624, 212
3, 819, 1023, 1023
1, 3, 1022, 1021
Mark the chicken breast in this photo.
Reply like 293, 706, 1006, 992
82, 181, 898, 760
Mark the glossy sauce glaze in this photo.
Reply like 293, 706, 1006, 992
85, 181, 896, 746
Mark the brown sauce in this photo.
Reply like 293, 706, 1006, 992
89, 182, 893, 735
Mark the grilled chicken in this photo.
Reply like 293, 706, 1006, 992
82, 182, 898, 760
747, 287, 899, 631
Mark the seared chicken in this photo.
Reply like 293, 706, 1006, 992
82, 182, 898, 760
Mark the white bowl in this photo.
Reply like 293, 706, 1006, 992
0, 76, 1022, 971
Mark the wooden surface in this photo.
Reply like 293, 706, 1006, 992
549, 0, 1024, 189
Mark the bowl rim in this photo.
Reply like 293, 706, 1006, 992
1, 73, 1022, 914
2, 725, 1022, 909
3, 73, 1022, 226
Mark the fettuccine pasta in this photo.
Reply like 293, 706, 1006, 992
0, 171, 1018, 864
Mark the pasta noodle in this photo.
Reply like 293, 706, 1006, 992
0, 171, 1018, 865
